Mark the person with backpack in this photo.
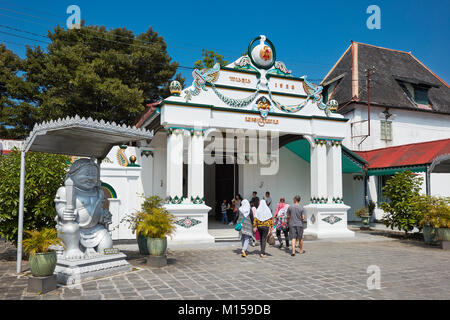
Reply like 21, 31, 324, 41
235, 199, 254, 257
274, 197, 289, 249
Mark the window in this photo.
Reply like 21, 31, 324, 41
380, 120, 392, 141
414, 86, 429, 105
377, 175, 393, 203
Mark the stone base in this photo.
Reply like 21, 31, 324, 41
304, 203, 355, 239
55, 252, 131, 285
165, 203, 215, 245
441, 241, 450, 250
147, 255, 167, 268
28, 274, 57, 294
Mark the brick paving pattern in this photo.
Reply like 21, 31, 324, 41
1, 237, 449, 300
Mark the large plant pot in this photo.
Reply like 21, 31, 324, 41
29, 251, 56, 277
423, 225, 439, 245
361, 216, 370, 226
437, 228, 450, 241
137, 233, 150, 255
147, 237, 167, 256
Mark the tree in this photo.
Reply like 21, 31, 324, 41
0, 150, 70, 244
0, 23, 184, 139
194, 49, 228, 70
379, 171, 424, 234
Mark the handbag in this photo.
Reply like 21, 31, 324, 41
267, 229, 275, 245
234, 215, 245, 231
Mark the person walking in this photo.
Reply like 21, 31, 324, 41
233, 194, 242, 224
286, 195, 306, 256
250, 200, 257, 246
274, 197, 289, 249
236, 199, 254, 257
252, 199, 273, 258
221, 199, 228, 224
250, 191, 260, 208
264, 191, 273, 216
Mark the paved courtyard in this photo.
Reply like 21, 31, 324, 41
1, 234, 449, 300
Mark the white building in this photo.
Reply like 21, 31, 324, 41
321, 41, 450, 221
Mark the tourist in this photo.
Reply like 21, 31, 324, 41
253, 199, 273, 258
251, 191, 260, 207
233, 194, 242, 224
286, 195, 306, 256
228, 199, 235, 225
236, 199, 254, 257
221, 199, 228, 224
264, 191, 273, 215
274, 197, 289, 249
250, 200, 257, 246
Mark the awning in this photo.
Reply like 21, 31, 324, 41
284, 139, 367, 173
354, 139, 450, 176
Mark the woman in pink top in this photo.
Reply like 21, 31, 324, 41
274, 197, 289, 249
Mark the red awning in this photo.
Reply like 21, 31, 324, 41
354, 139, 450, 169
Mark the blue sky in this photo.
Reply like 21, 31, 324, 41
1, 0, 449, 84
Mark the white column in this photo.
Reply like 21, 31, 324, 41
327, 141, 343, 203
188, 130, 204, 203
166, 128, 184, 203
310, 139, 328, 203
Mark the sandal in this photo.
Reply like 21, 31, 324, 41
291, 253, 295, 256
241, 251, 246, 257
299, 250, 306, 254
260, 254, 266, 258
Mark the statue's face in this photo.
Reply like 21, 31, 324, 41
72, 164, 98, 191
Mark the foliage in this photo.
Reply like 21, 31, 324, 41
417, 195, 450, 229
0, 150, 70, 244
368, 200, 376, 215
194, 49, 228, 70
22, 228, 64, 255
355, 207, 369, 218
379, 171, 423, 234
0, 23, 184, 139
134, 195, 176, 239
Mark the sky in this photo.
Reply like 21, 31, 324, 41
0, 0, 449, 84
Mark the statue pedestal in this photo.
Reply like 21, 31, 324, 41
55, 252, 131, 285
304, 203, 355, 239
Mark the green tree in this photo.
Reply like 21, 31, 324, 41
0, 150, 70, 244
379, 171, 424, 234
1, 23, 184, 139
194, 49, 228, 70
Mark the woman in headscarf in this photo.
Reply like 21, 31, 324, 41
236, 199, 253, 257
274, 197, 289, 249
252, 199, 273, 258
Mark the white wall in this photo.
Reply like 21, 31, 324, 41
343, 105, 450, 151
241, 147, 311, 209
343, 174, 365, 221
431, 173, 450, 197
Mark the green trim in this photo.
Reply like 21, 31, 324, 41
221, 66, 258, 75
367, 165, 427, 176
163, 100, 349, 122
342, 145, 368, 165
101, 182, 117, 198
266, 73, 305, 82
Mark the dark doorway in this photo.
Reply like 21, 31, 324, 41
214, 163, 238, 220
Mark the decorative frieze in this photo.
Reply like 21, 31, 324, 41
168, 195, 184, 204
322, 215, 342, 225
190, 196, 205, 204
175, 217, 202, 229
332, 197, 344, 204
310, 197, 328, 204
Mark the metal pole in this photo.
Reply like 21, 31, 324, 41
16, 149, 26, 273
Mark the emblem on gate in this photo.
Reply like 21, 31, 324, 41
175, 216, 201, 228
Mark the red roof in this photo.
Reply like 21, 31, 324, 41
135, 101, 161, 128
354, 139, 450, 169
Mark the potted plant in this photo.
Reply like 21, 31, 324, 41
368, 200, 376, 219
121, 209, 149, 255
418, 195, 450, 245
135, 196, 176, 256
355, 207, 370, 229
22, 228, 64, 277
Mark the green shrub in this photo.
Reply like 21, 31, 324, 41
379, 171, 423, 234
0, 150, 70, 245
417, 195, 450, 229
355, 207, 369, 218
135, 195, 176, 239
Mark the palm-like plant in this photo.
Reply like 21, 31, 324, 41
135, 196, 176, 239
22, 228, 64, 255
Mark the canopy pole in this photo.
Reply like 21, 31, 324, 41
16, 149, 26, 273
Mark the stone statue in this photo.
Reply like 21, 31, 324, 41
55, 158, 113, 259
